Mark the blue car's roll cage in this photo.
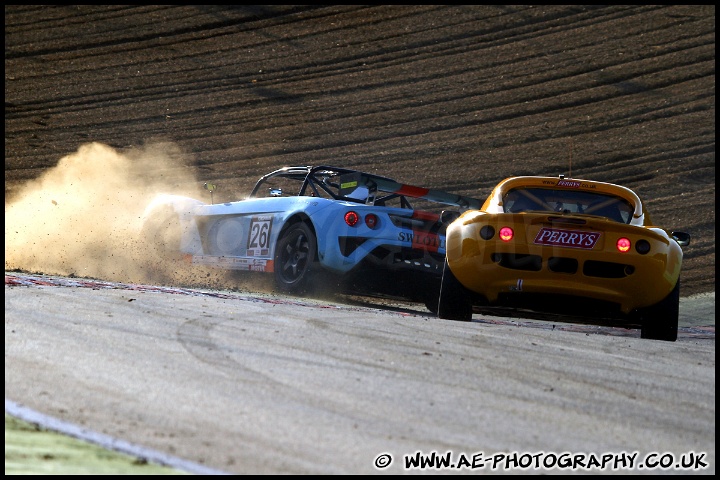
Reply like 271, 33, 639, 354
249, 165, 482, 211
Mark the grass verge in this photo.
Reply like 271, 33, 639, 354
4, 414, 186, 475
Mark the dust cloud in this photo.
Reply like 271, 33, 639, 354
4, 142, 233, 287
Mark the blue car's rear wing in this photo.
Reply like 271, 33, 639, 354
338, 171, 482, 210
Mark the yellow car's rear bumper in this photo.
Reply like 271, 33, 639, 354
446, 213, 683, 314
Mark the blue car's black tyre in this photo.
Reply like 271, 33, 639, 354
437, 259, 473, 321
274, 221, 317, 294
639, 280, 680, 342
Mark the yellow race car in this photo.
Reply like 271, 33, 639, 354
437, 175, 691, 341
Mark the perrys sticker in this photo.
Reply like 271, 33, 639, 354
534, 228, 600, 249
556, 180, 582, 188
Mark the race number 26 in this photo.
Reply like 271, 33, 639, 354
248, 216, 272, 256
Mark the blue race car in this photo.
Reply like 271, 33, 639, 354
141, 165, 483, 310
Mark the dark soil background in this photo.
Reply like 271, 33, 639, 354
5, 5, 715, 296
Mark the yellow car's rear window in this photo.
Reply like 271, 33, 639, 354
503, 188, 634, 224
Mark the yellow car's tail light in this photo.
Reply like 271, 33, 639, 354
616, 237, 631, 252
479, 225, 495, 240
499, 226, 514, 242
635, 239, 651, 254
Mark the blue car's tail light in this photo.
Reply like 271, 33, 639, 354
344, 211, 360, 227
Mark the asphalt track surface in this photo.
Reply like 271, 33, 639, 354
4, 272, 715, 474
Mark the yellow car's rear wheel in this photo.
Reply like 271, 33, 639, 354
639, 280, 680, 342
437, 259, 473, 321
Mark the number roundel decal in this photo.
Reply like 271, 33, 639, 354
212, 218, 244, 255
247, 216, 273, 257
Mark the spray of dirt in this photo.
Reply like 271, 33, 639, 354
4, 142, 239, 288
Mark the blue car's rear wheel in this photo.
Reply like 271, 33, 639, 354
274, 221, 317, 294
